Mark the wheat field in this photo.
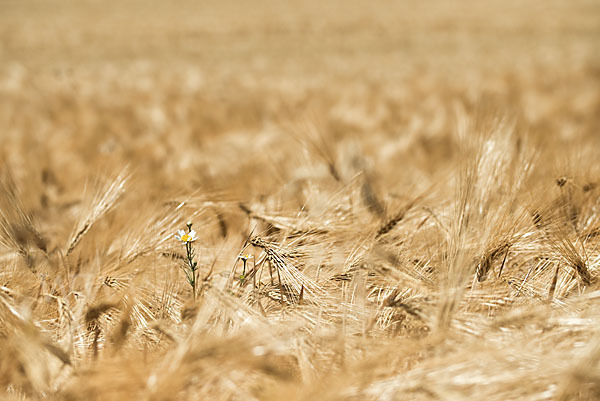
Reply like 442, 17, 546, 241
1, 1, 600, 400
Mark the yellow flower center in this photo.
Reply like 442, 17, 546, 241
181, 234, 190, 242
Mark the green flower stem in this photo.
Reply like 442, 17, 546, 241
182, 223, 198, 300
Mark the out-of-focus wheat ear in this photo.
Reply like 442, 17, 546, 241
0, 167, 48, 270
213, 208, 228, 238
290, 118, 342, 182
376, 197, 420, 239
84, 302, 118, 358
530, 194, 592, 285
0, 292, 71, 392
55, 296, 74, 348
361, 171, 385, 218
84, 301, 119, 324
555, 236, 592, 286
111, 304, 132, 351
65, 169, 129, 256
573, 256, 592, 286
40, 299, 73, 364
149, 321, 179, 344
548, 264, 560, 300
476, 241, 511, 282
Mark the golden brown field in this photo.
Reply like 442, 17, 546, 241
1, 0, 600, 400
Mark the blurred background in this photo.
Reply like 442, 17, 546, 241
0, 0, 599, 206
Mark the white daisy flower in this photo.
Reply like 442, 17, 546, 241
175, 229, 198, 243
238, 253, 253, 261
